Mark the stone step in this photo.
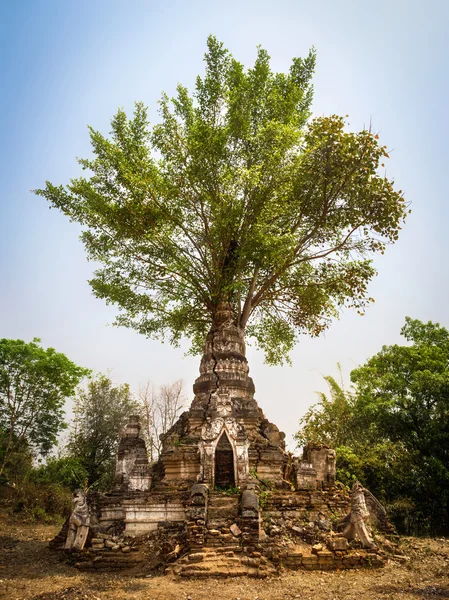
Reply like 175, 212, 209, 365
171, 544, 278, 579
215, 545, 242, 553
205, 536, 236, 545
177, 562, 274, 579
207, 508, 239, 516
208, 496, 239, 504
94, 551, 143, 560
208, 509, 237, 516
206, 522, 236, 531
208, 510, 238, 518
208, 504, 239, 513
207, 518, 238, 526
208, 494, 239, 501
75, 554, 145, 571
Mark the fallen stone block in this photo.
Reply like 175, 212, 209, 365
328, 536, 349, 551
188, 552, 205, 562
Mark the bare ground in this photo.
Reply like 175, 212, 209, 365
1, 513, 448, 600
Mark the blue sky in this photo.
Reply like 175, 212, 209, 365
1, 0, 448, 446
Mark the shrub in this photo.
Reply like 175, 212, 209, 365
1, 481, 72, 523
30, 456, 88, 490
386, 497, 431, 536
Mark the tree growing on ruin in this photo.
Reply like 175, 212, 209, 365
35, 36, 407, 365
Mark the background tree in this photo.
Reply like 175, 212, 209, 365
68, 374, 139, 489
295, 366, 358, 449
0, 338, 89, 480
351, 317, 449, 533
29, 455, 88, 490
138, 379, 185, 461
35, 36, 408, 365
295, 372, 411, 512
297, 318, 449, 534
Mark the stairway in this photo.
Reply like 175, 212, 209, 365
167, 491, 276, 578
168, 547, 277, 578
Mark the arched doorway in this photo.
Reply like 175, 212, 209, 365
214, 431, 235, 488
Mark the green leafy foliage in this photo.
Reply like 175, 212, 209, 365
1, 481, 72, 523
296, 318, 449, 534
0, 338, 89, 479
68, 374, 139, 489
35, 36, 407, 364
30, 456, 88, 490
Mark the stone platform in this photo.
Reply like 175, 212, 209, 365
59, 483, 395, 576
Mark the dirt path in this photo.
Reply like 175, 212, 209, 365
1, 516, 448, 600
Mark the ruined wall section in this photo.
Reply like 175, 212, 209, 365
114, 416, 152, 492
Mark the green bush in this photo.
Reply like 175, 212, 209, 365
30, 456, 88, 489
30, 506, 51, 523
386, 497, 430, 535
1, 481, 72, 523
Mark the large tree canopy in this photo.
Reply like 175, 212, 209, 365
36, 36, 407, 364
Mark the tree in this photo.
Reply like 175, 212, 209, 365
295, 366, 357, 449
296, 371, 412, 505
68, 374, 139, 488
30, 455, 88, 490
138, 379, 185, 461
350, 317, 449, 532
35, 36, 407, 365
297, 318, 449, 534
0, 338, 89, 479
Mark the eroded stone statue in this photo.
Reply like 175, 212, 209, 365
64, 488, 90, 551
340, 481, 376, 549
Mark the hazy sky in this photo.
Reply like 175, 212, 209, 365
1, 0, 448, 448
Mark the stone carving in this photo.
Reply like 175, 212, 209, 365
339, 481, 376, 549
201, 416, 224, 441
302, 443, 336, 488
261, 420, 286, 449
224, 417, 245, 439
64, 489, 90, 551
241, 488, 259, 515
294, 458, 317, 490
199, 412, 251, 487
201, 415, 244, 443
364, 487, 396, 534
214, 392, 233, 416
